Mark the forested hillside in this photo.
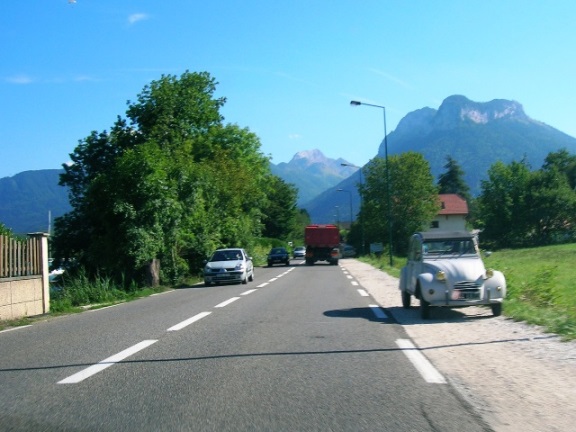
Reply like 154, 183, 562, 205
0, 169, 70, 234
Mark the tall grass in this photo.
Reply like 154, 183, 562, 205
487, 244, 576, 340
50, 268, 151, 313
50, 269, 123, 312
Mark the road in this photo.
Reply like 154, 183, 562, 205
0, 261, 490, 431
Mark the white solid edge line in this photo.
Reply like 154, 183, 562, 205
58, 340, 158, 384
357, 289, 369, 296
396, 339, 446, 384
369, 304, 388, 319
215, 297, 240, 308
167, 311, 212, 331
0, 325, 32, 334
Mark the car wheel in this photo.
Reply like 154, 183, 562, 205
401, 290, 411, 309
248, 271, 254, 282
267, 262, 272, 267
420, 299, 430, 319
204, 281, 211, 287
491, 303, 502, 317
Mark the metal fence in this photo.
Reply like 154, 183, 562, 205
0, 234, 43, 278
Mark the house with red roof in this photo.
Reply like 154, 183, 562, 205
429, 194, 469, 231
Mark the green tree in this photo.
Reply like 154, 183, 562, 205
54, 71, 275, 286
437, 156, 472, 203
477, 159, 532, 247
261, 176, 299, 240
360, 152, 439, 255
542, 148, 576, 190
0, 222, 13, 237
525, 166, 576, 245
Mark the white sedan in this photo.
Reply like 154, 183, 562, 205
203, 248, 254, 286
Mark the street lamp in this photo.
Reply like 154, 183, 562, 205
334, 205, 340, 229
337, 188, 353, 229
341, 162, 365, 255
350, 100, 393, 266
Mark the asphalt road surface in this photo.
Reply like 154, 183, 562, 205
0, 261, 491, 431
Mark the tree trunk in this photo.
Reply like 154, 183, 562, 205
145, 259, 160, 287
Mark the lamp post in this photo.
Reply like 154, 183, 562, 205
337, 188, 353, 229
350, 100, 393, 266
340, 162, 365, 255
334, 205, 340, 229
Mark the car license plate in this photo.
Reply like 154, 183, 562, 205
458, 292, 480, 300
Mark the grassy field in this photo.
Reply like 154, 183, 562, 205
362, 243, 576, 341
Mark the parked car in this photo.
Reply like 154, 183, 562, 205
204, 248, 254, 286
267, 247, 290, 266
293, 246, 306, 259
399, 231, 506, 319
342, 244, 356, 258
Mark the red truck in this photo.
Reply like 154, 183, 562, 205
304, 224, 341, 265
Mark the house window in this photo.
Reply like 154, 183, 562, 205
430, 221, 439, 229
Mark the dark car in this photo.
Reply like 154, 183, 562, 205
267, 247, 290, 266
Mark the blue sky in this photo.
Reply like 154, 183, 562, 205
2, 0, 576, 179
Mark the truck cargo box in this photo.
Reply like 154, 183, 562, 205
305, 224, 340, 247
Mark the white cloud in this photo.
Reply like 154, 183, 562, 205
128, 13, 149, 25
288, 134, 302, 140
6, 75, 34, 84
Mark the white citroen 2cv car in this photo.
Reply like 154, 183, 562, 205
399, 231, 506, 319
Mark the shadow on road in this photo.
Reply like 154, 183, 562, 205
323, 307, 392, 323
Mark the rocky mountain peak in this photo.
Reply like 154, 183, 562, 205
434, 95, 530, 129
292, 149, 329, 164
391, 95, 533, 140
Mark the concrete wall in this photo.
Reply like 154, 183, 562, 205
0, 233, 50, 321
0, 276, 46, 320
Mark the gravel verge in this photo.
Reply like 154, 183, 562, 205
341, 259, 576, 432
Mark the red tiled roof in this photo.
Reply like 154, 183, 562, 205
438, 194, 468, 215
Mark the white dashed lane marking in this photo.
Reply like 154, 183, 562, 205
58, 340, 158, 384
167, 311, 212, 331
215, 297, 241, 308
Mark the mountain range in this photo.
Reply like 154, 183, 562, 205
270, 149, 358, 205
0, 169, 71, 234
2, 95, 576, 232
